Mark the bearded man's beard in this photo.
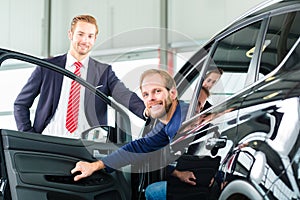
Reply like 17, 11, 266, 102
149, 96, 173, 119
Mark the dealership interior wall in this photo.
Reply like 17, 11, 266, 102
2, 0, 266, 60
0, 0, 266, 130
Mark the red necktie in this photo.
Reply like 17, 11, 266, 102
66, 61, 82, 133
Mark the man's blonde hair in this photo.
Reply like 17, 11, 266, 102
139, 69, 177, 91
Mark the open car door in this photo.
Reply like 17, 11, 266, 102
0, 48, 142, 200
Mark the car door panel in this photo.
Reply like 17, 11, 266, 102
0, 129, 127, 200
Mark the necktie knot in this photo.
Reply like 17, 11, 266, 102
74, 61, 82, 68
74, 62, 82, 76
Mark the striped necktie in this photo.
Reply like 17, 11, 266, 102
66, 61, 82, 133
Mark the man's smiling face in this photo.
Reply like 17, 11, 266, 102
141, 73, 174, 120
68, 21, 97, 59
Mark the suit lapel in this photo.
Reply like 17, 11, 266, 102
84, 58, 100, 126
50, 55, 66, 114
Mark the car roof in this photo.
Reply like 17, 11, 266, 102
225, 0, 300, 31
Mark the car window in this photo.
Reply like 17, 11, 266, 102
0, 60, 36, 129
190, 20, 263, 115
0, 58, 134, 144
259, 11, 300, 77
179, 56, 207, 104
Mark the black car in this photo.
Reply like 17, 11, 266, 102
0, 0, 300, 199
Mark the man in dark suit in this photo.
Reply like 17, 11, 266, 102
14, 14, 146, 137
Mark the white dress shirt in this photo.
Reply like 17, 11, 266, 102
42, 53, 90, 138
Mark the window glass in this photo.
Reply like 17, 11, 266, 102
0, 60, 36, 130
175, 51, 199, 103
178, 45, 212, 106
0, 58, 133, 144
259, 11, 300, 76
193, 20, 263, 114
179, 56, 207, 104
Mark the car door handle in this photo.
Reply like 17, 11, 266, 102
44, 172, 108, 186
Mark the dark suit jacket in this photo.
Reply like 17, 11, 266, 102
14, 54, 145, 133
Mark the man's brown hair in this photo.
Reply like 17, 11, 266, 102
205, 67, 224, 78
70, 14, 99, 35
